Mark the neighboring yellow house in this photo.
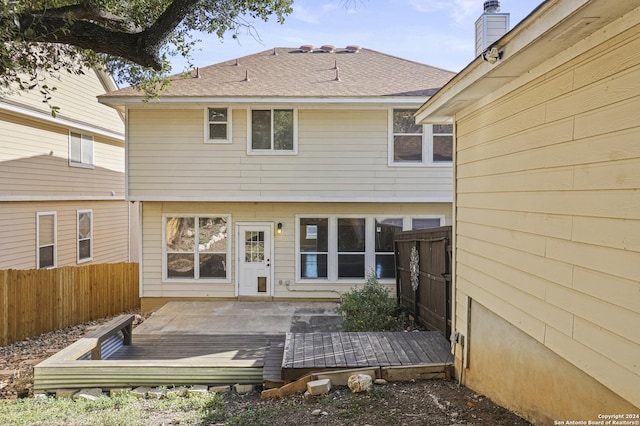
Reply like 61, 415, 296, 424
99, 47, 455, 312
416, 0, 640, 422
0, 69, 134, 269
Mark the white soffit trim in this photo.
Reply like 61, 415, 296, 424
99, 96, 430, 108
0, 101, 125, 141
1, 195, 126, 201
415, 0, 640, 123
126, 195, 454, 203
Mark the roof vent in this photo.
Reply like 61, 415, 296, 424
345, 45, 361, 53
299, 45, 314, 53
484, 0, 500, 13
319, 44, 335, 53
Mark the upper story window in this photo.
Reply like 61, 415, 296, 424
206, 107, 231, 143
69, 132, 94, 167
77, 210, 93, 263
432, 124, 453, 162
389, 109, 453, 166
249, 108, 297, 154
164, 215, 230, 281
37, 212, 56, 269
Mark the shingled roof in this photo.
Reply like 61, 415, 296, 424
102, 46, 455, 100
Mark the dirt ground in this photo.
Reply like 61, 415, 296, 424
220, 379, 532, 425
0, 314, 532, 425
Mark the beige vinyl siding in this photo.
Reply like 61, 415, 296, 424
141, 201, 451, 299
454, 24, 640, 406
0, 201, 130, 269
5, 69, 123, 135
127, 109, 452, 201
0, 112, 125, 198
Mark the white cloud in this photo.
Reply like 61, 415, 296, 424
409, 0, 480, 23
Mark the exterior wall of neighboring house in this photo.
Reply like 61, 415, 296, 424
139, 201, 451, 311
127, 107, 451, 201
0, 68, 133, 269
417, 2, 640, 422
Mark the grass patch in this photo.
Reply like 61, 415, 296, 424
0, 392, 225, 426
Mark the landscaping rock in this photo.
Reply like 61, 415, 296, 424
187, 385, 209, 396
306, 378, 331, 396
233, 384, 254, 395
209, 385, 230, 394
74, 388, 104, 401
131, 386, 151, 398
56, 389, 78, 399
347, 374, 372, 393
374, 378, 388, 385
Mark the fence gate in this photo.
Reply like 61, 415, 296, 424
395, 226, 452, 339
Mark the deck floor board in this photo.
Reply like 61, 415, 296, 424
282, 331, 451, 370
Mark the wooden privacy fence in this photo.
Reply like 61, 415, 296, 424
395, 227, 452, 339
1, 262, 139, 346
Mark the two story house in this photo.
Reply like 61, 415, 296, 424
100, 46, 455, 312
0, 69, 132, 270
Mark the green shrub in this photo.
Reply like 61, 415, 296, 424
337, 271, 405, 331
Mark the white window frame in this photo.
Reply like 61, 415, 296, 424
36, 212, 57, 269
204, 107, 232, 143
77, 209, 93, 264
69, 132, 94, 168
388, 108, 453, 167
162, 214, 232, 282
296, 214, 445, 283
247, 107, 298, 155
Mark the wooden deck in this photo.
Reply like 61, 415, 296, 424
281, 331, 452, 381
34, 311, 454, 393
34, 331, 285, 393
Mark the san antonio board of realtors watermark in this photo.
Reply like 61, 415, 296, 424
554, 413, 640, 426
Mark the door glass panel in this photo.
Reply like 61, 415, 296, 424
245, 231, 265, 263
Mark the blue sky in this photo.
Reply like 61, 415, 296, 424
172, 0, 543, 73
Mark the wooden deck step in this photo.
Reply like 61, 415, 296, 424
281, 331, 452, 381
262, 339, 286, 388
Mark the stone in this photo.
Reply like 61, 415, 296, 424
314, 367, 378, 387
374, 378, 388, 385
208, 385, 230, 394
347, 374, 372, 393
147, 388, 165, 399
233, 384, 254, 395
311, 409, 322, 416
74, 388, 104, 401
187, 385, 209, 396
131, 387, 151, 398
306, 378, 331, 396
56, 389, 78, 399
109, 388, 131, 397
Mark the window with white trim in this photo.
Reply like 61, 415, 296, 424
297, 215, 444, 281
77, 210, 92, 263
69, 132, 94, 167
37, 212, 56, 269
432, 124, 453, 162
390, 108, 452, 165
164, 215, 230, 280
206, 107, 231, 142
249, 108, 297, 153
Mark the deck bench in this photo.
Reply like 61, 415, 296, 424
84, 314, 135, 360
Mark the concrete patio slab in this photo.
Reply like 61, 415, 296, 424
133, 301, 342, 335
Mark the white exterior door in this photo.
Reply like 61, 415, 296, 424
237, 224, 272, 296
